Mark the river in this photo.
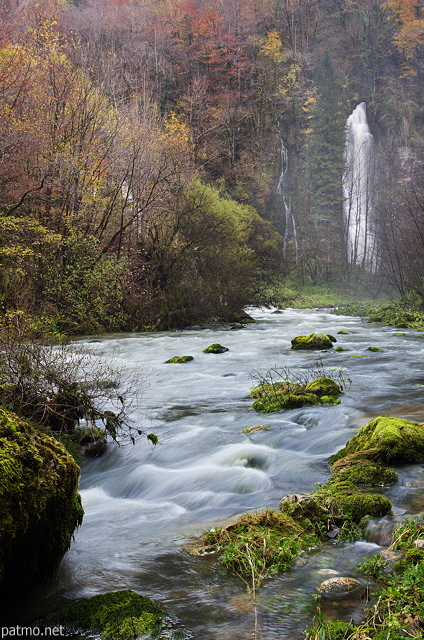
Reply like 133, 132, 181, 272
14, 307, 424, 637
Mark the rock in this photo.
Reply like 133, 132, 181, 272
414, 539, 424, 550
0, 408, 83, 596
337, 330, 349, 334
304, 377, 343, 397
366, 346, 386, 352
35, 590, 192, 640
291, 333, 335, 350
203, 343, 229, 354
329, 416, 424, 465
250, 376, 343, 413
330, 458, 398, 487
279, 494, 329, 522
317, 577, 364, 599
165, 355, 194, 363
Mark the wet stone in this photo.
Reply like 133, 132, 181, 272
317, 577, 364, 599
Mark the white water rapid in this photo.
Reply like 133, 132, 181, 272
343, 102, 377, 271
11, 308, 424, 637
277, 138, 299, 262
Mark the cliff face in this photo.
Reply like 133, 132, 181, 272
0, 408, 84, 596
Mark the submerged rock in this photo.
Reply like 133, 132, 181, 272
203, 343, 229, 353
36, 589, 192, 639
317, 577, 364, 599
291, 333, 335, 350
0, 408, 83, 596
329, 416, 424, 465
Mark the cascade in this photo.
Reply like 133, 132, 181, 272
277, 137, 299, 262
343, 102, 377, 271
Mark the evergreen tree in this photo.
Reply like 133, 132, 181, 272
305, 51, 346, 282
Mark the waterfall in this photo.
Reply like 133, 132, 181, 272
343, 102, 377, 271
277, 137, 299, 262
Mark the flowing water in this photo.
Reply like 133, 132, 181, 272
343, 102, 377, 271
11, 308, 424, 637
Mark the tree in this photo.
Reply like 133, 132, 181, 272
0, 311, 150, 445
303, 51, 346, 283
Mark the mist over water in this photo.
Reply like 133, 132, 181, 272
15, 308, 424, 637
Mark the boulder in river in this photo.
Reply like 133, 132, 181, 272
165, 355, 194, 363
203, 344, 229, 353
291, 333, 336, 350
250, 376, 343, 413
316, 577, 364, 599
329, 416, 424, 465
34, 589, 192, 639
330, 458, 398, 487
0, 408, 83, 596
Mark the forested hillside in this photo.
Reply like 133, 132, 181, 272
1, 0, 423, 332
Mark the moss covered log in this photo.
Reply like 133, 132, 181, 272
0, 408, 83, 596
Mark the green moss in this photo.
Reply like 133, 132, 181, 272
242, 425, 271, 434
165, 356, 194, 363
251, 392, 319, 413
41, 590, 166, 639
312, 479, 391, 525
333, 346, 347, 351
60, 427, 107, 462
200, 510, 319, 587
334, 492, 392, 521
366, 346, 386, 352
331, 460, 398, 487
329, 416, 424, 465
304, 377, 343, 397
203, 344, 229, 353
250, 377, 343, 413
291, 333, 334, 350
0, 408, 83, 595
320, 395, 341, 405
337, 330, 349, 334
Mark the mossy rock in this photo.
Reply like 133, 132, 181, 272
329, 416, 424, 465
291, 333, 335, 350
331, 459, 398, 487
314, 479, 392, 523
334, 492, 392, 521
279, 494, 330, 525
61, 427, 107, 461
320, 395, 341, 405
250, 377, 342, 413
337, 330, 349, 335
251, 391, 319, 413
203, 343, 229, 354
165, 355, 194, 363
37, 590, 191, 639
0, 408, 83, 596
304, 377, 343, 397
232, 310, 256, 324
333, 346, 347, 352
198, 510, 320, 582
366, 346, 386, 352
